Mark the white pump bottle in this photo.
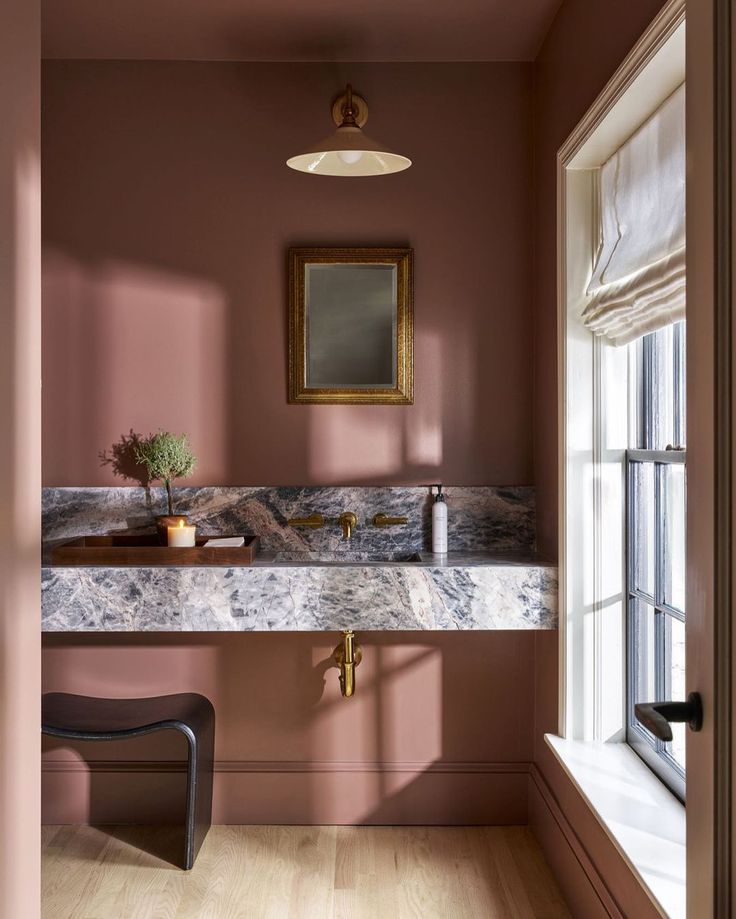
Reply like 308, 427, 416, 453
432, 484, 448, 555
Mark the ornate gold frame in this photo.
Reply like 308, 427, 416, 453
288, 247, 414, 404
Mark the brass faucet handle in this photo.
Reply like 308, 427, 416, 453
372, 512, 409, 527
287, 513, 325, 529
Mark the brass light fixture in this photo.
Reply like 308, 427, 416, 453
286, 84, 411, 177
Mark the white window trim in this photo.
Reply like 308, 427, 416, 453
555, 2, 686, 916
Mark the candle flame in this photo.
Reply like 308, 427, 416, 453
178, 520, 184, 528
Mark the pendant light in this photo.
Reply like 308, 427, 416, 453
286, 84, 411, 177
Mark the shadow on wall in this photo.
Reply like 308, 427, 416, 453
41, 632, 535, 831
43, 250, 230, 487
99, 430, 150, 486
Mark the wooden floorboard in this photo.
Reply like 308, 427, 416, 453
42, 824, 571, 919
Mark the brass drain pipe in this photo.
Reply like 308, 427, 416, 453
333, 630, 362, 698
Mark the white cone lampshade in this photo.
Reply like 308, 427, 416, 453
287, 85, 411, 177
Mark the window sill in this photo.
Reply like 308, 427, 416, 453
544, 734, 685, 919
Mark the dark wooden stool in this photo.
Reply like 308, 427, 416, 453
42, 692, 215, 869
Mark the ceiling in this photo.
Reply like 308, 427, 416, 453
42, 0, 563, 62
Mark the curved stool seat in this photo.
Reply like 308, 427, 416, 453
42, 692, 215, 869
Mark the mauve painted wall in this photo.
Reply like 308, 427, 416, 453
531, 2, 667, 915
42, 632, 535, 825
42, 61, 533, 488
40, 61, 539, 826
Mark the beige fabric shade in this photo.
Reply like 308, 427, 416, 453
582, 84, 685, 345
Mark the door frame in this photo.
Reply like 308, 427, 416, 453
0, 1, 42, 917
687, 0, 732, 913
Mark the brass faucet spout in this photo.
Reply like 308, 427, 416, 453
338, 511, 358, 540
333, 630, 362, 698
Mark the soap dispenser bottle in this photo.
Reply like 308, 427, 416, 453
432, 484, 448, 555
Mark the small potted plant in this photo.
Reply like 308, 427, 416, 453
135, 431, 198, 542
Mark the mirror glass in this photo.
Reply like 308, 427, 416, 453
288, 247, 413, 404
305, 263, 397, 389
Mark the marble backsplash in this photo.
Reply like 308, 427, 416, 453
43, 485, 536, 556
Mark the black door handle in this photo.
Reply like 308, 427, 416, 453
634, 692, 703, 741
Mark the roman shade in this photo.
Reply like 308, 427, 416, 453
582, 83, 685, 345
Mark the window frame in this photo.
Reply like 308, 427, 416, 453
626, 447, 686, 800
554, 6, 687, 913
625, 323, 686, 800
556, 0, 685, 752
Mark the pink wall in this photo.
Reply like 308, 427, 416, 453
42, 61, 533, 488
42, 632, 534, 825
40, 62, 542, 830
1, 0, 42, 915
531, 2, 667, 915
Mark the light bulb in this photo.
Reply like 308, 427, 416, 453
337, 150, 363, 165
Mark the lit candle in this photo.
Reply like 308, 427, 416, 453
167, 519, 196, 547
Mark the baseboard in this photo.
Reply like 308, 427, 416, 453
42, 758, 531, 825
42, 758, 531, 775
528, 764, 623, 919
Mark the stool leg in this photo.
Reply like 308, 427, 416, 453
182, 730, 197, 870
180, 717, 214, 870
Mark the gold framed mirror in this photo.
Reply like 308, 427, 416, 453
288, 247, 413, 404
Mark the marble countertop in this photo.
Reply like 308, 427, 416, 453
252, 550, 546, 567
42, 551, 557, 633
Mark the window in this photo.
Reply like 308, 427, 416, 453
556, 11, 687, 913
626, 321, 686, 800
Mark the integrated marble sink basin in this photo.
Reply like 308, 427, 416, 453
272, 551, 424, 565
41, 486, 557, 631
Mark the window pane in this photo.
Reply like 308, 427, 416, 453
649, 325, 676, 450
665, 614, 686, 770
631, 462, 655, 597
663, 462, 686, 612
631, 599, 657, 740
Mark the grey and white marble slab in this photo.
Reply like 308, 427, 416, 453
42, 485, 535, 557
42, 485, 554, 633
42, 555, 557, 632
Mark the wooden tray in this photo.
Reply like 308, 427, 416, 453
51, 534, 260, 567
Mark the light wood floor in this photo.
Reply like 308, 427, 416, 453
42, 824, 571, 919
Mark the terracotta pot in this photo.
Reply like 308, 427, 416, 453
155, 514, 189, 545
